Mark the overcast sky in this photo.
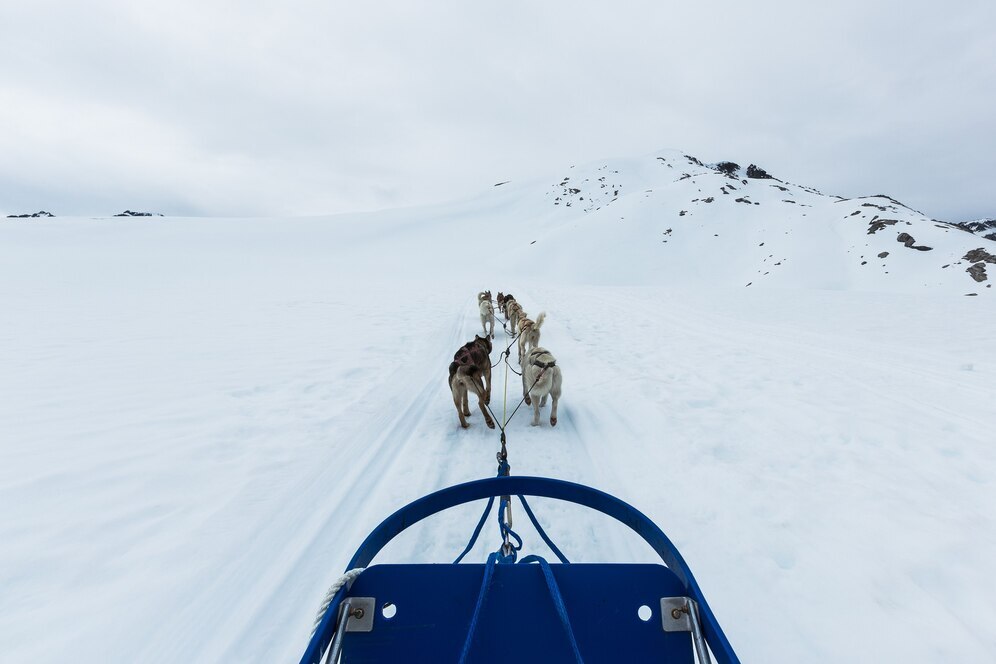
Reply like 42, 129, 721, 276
1, 1, 993, 220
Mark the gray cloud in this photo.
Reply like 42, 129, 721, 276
1, 0, 993, 220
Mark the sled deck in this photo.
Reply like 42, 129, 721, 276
301, 476, 739, 664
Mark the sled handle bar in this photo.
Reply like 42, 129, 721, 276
304, 475, 739, 664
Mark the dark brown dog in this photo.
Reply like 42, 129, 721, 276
500, 293, 515, 317
448, 335, 495, 429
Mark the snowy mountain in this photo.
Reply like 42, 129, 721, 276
954, 218, 996, 241
464, 149, 995, 295
2, 149, 995, 663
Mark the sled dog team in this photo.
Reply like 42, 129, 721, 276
448, 291, 562, 429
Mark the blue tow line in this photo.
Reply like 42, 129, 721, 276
456, 454, 582, 662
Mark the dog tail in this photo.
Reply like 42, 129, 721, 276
535, 311, 546, 329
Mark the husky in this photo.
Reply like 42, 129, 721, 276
522, 346, 562, 427
500, 293, 515, 318
517, 312, 545, 364
496, 292, 507, 315
478, 290, 491, 304
449, 335, 495, 429
506, 300, 524, 334
479, 299, 495, 339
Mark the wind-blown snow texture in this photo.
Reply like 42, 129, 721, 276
2, 150, 995, 662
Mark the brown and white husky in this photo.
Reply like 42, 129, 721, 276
448, 335, 495, 429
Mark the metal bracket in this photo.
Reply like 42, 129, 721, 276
661, 597, 712, 663
661, 596, 693, 632
341, 597, 375, 633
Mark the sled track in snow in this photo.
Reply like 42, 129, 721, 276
140, 303, 476, 662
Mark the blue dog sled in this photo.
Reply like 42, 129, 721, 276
300, 474, 740, 663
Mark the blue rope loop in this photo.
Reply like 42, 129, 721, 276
518, 495, 570, 564
457, 552, 501, 664
519, 556, 585, 664
459, 554, 585, 664
453, 495, 495, 564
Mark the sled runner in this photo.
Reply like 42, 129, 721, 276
301, 475, 739, 663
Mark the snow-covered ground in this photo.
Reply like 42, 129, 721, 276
2, 154, 995, 662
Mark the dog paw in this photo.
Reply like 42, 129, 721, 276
524, 396, 531, 406
461, 422, 470, 429
463, 410, 472, 417
531, 420, 540, 427
550, 417, 557, 427
486, 420, 496, 429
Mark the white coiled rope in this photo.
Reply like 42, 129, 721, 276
311, 568, 365, 636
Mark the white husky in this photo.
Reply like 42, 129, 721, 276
516, 311, 545, 364
522, 346, 562, 427
479, 299, 495, 339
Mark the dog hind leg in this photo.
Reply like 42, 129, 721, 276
451, 380, 469, 428
476, 378, 495, 429
549, 371, 561, 426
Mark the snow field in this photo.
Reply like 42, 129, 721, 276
2, 188, 995, 662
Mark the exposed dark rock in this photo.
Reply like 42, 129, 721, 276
964, 248, 996, 264
734, 197, 753, 205
115, 210, 162, 217
746, 164, 773, 179
678, 210, 687, 216
494, 181, 510, 187
986, 232, 996, 241
967, 264, 988, 282
714, 161, 740, 176
702, 197, 714, 203
7, 210, 54, 218
862, 203, 888, 212
896, 232, 932, 251
685, 155, 704, 167
877, 251, 889, 258
867, 219, 899, 234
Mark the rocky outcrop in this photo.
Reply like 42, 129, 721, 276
746, 164, 773, 179
896, 232, 932, 251
714, 161, 740, 176
964, 248, 996, 264
114, 210, 163, 217
6, 211, 54, 218
967, 264, 988, 282
868, 219, 899, 234
964, 247, 996, 280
